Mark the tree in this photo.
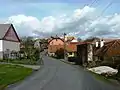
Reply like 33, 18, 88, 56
21, 36, 36, 59
85, 36, 99, 42
33, 48, 40, 61
55, 48, 64, 59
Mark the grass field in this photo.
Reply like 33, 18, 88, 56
0, 64, 32, 90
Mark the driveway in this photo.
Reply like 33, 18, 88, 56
7, 56, 120, 90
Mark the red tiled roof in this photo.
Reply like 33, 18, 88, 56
103, 38, 119, 42
77, 41, 92, 45
94, 40, 120, 57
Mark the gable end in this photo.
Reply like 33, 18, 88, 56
3, 24, 20, 42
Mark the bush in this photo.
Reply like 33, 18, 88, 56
100, 56, 120, 69
100, 60, 116, 68
87, 61, 96, 68
33, 49, 40, 61
55, 48, 64, 59
19, 48, 40, 61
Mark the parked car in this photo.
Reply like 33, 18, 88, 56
68, 57, 76, 62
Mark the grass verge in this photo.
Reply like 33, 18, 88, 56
0, 59, 39, 65
89, 71, 111, 83
89, 71, 120, 86
0, 64, 32, 90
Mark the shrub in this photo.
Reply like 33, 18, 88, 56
33, 49, 40, 61
100, 60, 116, 68
100, 56, 120, 69
55, 48, 64, 59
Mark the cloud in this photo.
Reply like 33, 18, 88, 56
6, 14, 41, 36
5, 6, 120, 39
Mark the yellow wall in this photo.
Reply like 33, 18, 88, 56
67, 52, 75, 57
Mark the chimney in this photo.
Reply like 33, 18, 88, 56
95, 41, 99, 47
100, 39, 104, 47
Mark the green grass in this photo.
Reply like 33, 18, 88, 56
89, 71, 112, 83
0, 64, 32, 90
89, 71, 120, 86
0, 59, 38, 65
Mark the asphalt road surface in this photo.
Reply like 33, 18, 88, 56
8, 56, 120, 90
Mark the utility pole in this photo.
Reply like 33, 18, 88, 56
64, 33, 66, 60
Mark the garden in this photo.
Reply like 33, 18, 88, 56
0, 37, 42, 65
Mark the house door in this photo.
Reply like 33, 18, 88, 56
82, 45, 87, 64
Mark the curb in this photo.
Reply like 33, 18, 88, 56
0, 62, 41, 71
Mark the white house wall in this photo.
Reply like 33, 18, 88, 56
0, 40, 3, 52
0, 40, 3, 58
3, 40, 20, 52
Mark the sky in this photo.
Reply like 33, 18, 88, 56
1, 0, 120, 39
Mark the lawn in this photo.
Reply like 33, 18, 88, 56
0, 59, 39, 65
0, 64, 32, 90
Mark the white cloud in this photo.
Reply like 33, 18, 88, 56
40, 16, 56, 32
6, 14, 41, 36
5, 6, 120, 39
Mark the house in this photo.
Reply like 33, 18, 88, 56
66, 41, 79, 62
65, 39, 78, 58
94, 39, 120, 58
48, 35, 79, 58
48, 37, 64, 56
76, 38, 117, 65
92, 39, 120, 68
65, 36, 75, 42
0, 24, 20, 59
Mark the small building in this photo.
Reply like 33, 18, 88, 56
66, 41, 79, 62
77, 42, 93, 65
77, 38, 119, 66
67, 42, 78, 57
0, 24, 20, 59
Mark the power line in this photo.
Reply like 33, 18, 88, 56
89, 0, 99, 7
97, 0, 114, 20
80, 0, 99, 15
90, 0, 114, 38
62, 0, 99, 36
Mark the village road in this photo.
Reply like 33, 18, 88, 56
7, 56, 120, 90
